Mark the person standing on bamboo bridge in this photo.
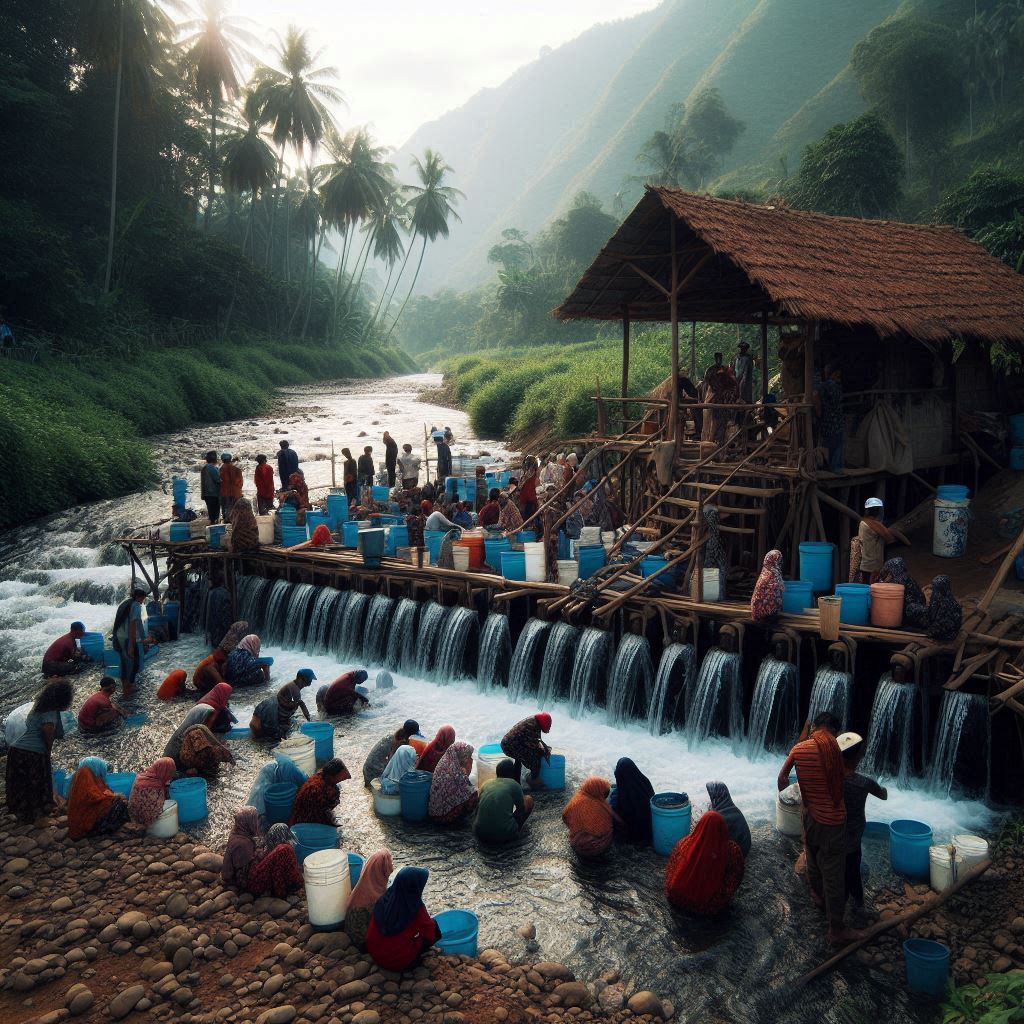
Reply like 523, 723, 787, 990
277, 440, 299, 491
383, 431, 399, 488
254, 454, 275, 515
219, 453, 242, 521
399, 444, 421, 489
856, 498, 910, 584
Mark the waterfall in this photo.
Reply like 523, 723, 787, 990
386, 599, 419, 673
434, 607, 479, 682
362, 595, 396, 665
685, 648, 744, 747
308, 590, 348, 654
507, 619, 552, 703
647, 643, 695, 735
282, 583, 318, 649
537, 623, 580, 708
606, 634, 654, 725
929, 691, 989, 798
415, 602, 451, 678
236, 576, 271, 632
262, 580, 294, 644
330, 591, 368, 659
477, 614, 512, 692
746, 657, 799, 757
807, 667, 852, 730
568, 628, 612, 718
863, 674, 919, 786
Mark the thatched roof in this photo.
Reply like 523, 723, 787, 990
554, 187, 1024, 343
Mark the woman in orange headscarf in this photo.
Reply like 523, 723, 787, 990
562, 776, 619, 858
67, 757, 130, 840
664, 809, 745, 916
415, 725, 456, 773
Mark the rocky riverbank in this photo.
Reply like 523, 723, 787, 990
0, 809, 675, 1024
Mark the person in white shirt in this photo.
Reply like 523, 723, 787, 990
398, 444, 422, 489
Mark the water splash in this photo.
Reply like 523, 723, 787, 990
537, 623, 580, 708
434, 606, 479, 682
362, 594, 396, 664
746, 657, 799, 758
568, 629, 612, 718
477, 614, 511, 692
863, 674, 919, 786
387, 599, 419, 673
331, 591, 368, 659
507, 619, 552, 703
606, 634, 654, 725
686, 648, 744, 748
236, 576, 271, 631
282, 583, 318, 650
647, 643, 695, 735
415, 602, 451, 677
929, 691, 989, 799
807, 666, 852, 731
308, 589, 347, 654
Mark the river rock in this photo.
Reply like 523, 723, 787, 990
352, 1013, 380, 1024
173, 947, 194, 973
166, 893, 190, 918
535, 963, 574, 983
518, 922, 537, 941
194, 852, 223, 873
627, 992, 665, 1018
552, 983, 591, 1009
116, 911, 147, 935
109, 984, 146, 1020
4, 857, 30, 874
256, 1007, 296, 1024
65, 983, 94, 1016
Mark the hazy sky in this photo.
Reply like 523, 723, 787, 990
235, 1, 661, 151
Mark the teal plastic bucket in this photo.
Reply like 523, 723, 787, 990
327, 493, 350, 526
226, 726, 251, 739
641, 556, 678, 582
399, 769, 433, 823
650, 792, 691, 855
342, 520, 361, 547
835, 583, 871, 625
372, 485, 390, 502
348, 851, 364, 889
359, 528, 387, 568
385, 525, 409, 556
538, 754, 566, 790
484, 538, 511, 570
577, 544, 605, 580
516, 531, 537, 543
281, 525, 309, 547
1011, 448, 1024, 471
278, 507, 297, 525
903, 938, 950, 997
208, 524, 227, 549
501, 551, 526, 580
107, 771, 137, 797
799, 542, 834, 593
164, 600, 181, 640
1011, 413, 1024, 445
890, 819, 933, 879
169, 776, 208, 824
936, 485, 970, 502
306, 512, 330, 535
300, 721, 334, 761
264, 782, 297, 825
102, 649, 122, 670
169, 523, 191, 542
434, 910, 479, 956
293, 823, 340, 864
782, 579, 814, 614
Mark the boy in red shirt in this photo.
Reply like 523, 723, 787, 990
78, 677, 126, 733
254, 453, 275, 515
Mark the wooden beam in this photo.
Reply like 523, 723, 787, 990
621, 306, 630, 409
760, 309, 769, 405
668, 219, 679, 443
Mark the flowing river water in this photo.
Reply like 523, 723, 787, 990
0, 374, 994, 1023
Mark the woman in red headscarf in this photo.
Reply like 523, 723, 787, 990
197, 682, 236, 733
500, 713, 552, 783
665, 810, 745, 916
415, 725, 456, 773
562, 776, 618, 858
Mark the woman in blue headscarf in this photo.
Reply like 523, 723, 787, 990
365, 867, 439, 970
379, 745, 417, 795
245, 753, 309, 818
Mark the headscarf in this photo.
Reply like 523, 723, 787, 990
706, 781, 751, 857
223, 806, 263, 885
751, 549, 784, 621
67, 759, 117, 840
133, 757, 175, 793
703, 507, 728, 572
562, 777, 615, 838
237, 635, 261, 657
427, 742, 476, 819
927, 575, 962, 641
664, 810, 731, 906
613, 758, 655, 844
381, 745, 417, 791
219, 621, 250, 654
373, 866, 429, 936
416, 724, 456, 772
200, 682, 233, 714
349, 849, 395, 912
78, 756, 109, 782
289, 472, 310, 509
534, 712, 552, 733
229, 498, 260, 552
264, 822, 297, 849
879, 557, 928, 628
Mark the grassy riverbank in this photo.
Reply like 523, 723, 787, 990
0, 341, 413, 529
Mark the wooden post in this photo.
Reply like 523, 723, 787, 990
690, 321, 697, 379
668, 219, 680, 443
803, 321, 817, 466
760, 310, 769, 404
331, 441, 336, 489
424, 424, 431, 484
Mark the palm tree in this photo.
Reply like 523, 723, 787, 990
179, 0, 260, 231
362, 184, 408, 341
220, 90, 277, 258
79, 0, 172, 293
385, 150, 463, 339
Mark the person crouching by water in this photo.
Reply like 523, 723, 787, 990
77, 676, 127, 733
474, 759, 533, 845
127, 757, 175, 828
427, 742, 478, 825
289, 757, 350, 826
67, 757, 130, 840
562, 777, 618, 858
362, 720, 420, 788
838, 732, 886, 912
249, 823, 303, 897
42, 620, 90, 677
250, 668, 315, 741
316, 669, 370, 716
366, 867, 440, 971
500, 713, 552, 787
345, 849, 394, 950
778, 712, 857, 945
664, 809, 745, 915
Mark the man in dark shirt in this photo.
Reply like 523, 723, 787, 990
200, 451, 221, 523
277, 440, 299, 490
42, 621, 88, 676
383, 431, 399, 487
357, 446, 375, 490
435, 436, 452, 485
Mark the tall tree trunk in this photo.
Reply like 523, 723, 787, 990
244, 195, 255, 258
102, 0, 125, 295
361, 260, 397, 342
386, 236, 428, 342
265, 144, 286, 271
284, 182, 292, 287
302, 224, 326, 340
205, 102, 219, 232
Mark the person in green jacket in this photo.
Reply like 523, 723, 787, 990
474, 759, 533, 845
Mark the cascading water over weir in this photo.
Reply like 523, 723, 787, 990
567, 628, 612, 718
863, 674, 919, 787
537, 622, 580, 708
929, 691, 989, 799
686, 647, 744, 748
807, 665, 852, 730
606, 634, 654, 725
746, 657, 799, 757
647, 643, 695, 736
477, 614, 511, 692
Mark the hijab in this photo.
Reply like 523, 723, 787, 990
879, 557, 928, 628
237, 635, 261, 657
706, 781, 751, 857
702, 506, 728, 571
201, 682, 233, 714
373, 866, 429, 935
348, 849, 395, 911
927, 575, 962, 641
223, 806, 263, 885
666, 810, 731, 904
416, 725, 456, 772
67, 758, 116, 840
751, 549, 784, 622
246, 753, 308, 815
78, 756, 109, 782
219, 621, 250, 654
381, 745, 417, 789
562, 777, 615, 838
613, 758, 655, 844
134, 757, 175, 792
229, 499, 259, 552
264, 823, 297, 849
427, 742, 476, 819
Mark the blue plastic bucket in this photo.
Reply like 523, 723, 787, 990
300, 721, 334, 761
641, 556, 678, 582
169, 776, 208, 824
1011, 414, 1024, 445
281, 525, 309, 547
1011, 448, 1024, 471
516, 531, 537, 544
264, 782, 297, 824
484, 538, 511, 570
278, 506, 297, 524
256, 656, 274, 667
327, 493, 350, 525
348, 852, 364, 889
501, 551, 526, 580
426, 531, 446, 565
342, 520, 361, 548
799, 542, 834, 593
293, 823, 340, 864
208, 524, 227, 549
306, 512, 330, 534
164, 600, 181, 640
936, 485, 970, 502
538, 754, 566, 790
147, 614, 168, 638
835, 583, 871, 625
782, 579, 815, 614
107, 771, 137, 797
903, 938, 950, 997
372, 485, 391, 502
890, 819, 933, 879
102, 649, 122, 670
169, 523, 191, 542
385, 525, 409, 556
81, 636, 105, 662
359, 528, 387, 567
124, 713, 148, 727
577, 544, 605, 580
650, 792, 692, 856
434, 910, 479, 956
52, 768, 69, 799
399, 769, 433, 823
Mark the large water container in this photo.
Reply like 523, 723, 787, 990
775, 787, 803, 836
929, 845, 956, 892
835, 583, 871, 625
300, 721, 334, 761
207, 524, 227, 549
277, 736, 317, 777
371, 485, 391, 502
327, 493, 350, 526
425, 530, 446, 564
107, 771, 137, 797
524, 545, 546, 583
358, 528, 387, 568
484, 538, 511, 571
306, 512, 330, 534
538, 754, 565, 790
293, 823, 340, 864
348, 851, 364, 889
870, 583, 904, 627
890, 819, 933, 879
903, 938, 950, 998
304, 849, 351, 927
264, 783, 298, 825
278, 505, 298, 524
782, 579, 814, 614
501, 551, 526, 580
103, 649, 122, 671
370, 778, 402, 816
399, 769, 433, 822
475, 744, 506, 791
952, 833, 989, 870
577, 544, 605, 580
163, 600, 181, 641
641, 555, 678, 583
933, 499, 970, 558
147, 799, 179, 838
434, 910, 479, 956
253, 515, 274, 545
80, 631, 105, 661
799, 542, 834, 593
169, 777, 208, 824
557, 560, 579, 586
342, 520, 362, 547
385, 525, 409, 556
650, 792, 692, 855
936, 485, 970, 502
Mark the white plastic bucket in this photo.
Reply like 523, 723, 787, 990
702, 568, 723, 601
601, 531, 617, 545
929, 845, 955, 891
304, 849, 351, 927
580, 526, 601, 545
475, 746, 506, 792
557, 560, 579, 586
370, 778, 402, 817
933, 499, 970, 558
256, 515, 275, 544
952, 834, 988, 869
452, 546, 471, 571
147, 799, 179, 838
277, 736, 316, 777
775, 785, 803, 836
524, 550, 546, 583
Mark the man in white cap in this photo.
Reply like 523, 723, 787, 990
837, 731, 887, 912
857, 498, 910, 583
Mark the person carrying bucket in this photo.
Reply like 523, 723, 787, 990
838, 732, 887, 912
855, 498, 909, 584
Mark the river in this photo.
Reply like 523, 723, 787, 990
0, 374, 991, 1022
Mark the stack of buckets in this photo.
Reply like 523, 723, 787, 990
933, 485, 970, 558
327, 491, 350, 529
